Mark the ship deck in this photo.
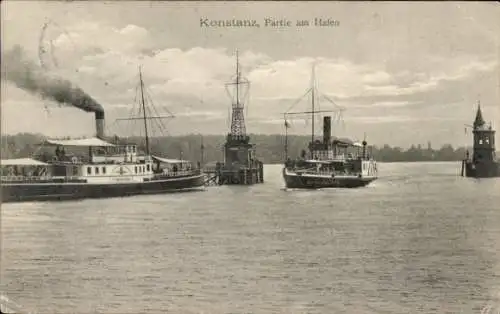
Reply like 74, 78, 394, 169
1, 169, 203, 185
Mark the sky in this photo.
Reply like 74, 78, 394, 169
1, 1, 499, 148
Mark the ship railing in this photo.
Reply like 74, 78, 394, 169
203, 166, 217, 174
297, 169, 336, 176
1, 175, 84, 183
332, 154, 346, 160
202, 162, 262, 173
1, 175, 52, 182
158, 169, 201, 177
293, 169, 361, 177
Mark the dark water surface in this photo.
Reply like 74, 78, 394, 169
1, 162, 499, 314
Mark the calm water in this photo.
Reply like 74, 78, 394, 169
1, 162, 499, 314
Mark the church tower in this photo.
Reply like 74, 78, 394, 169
471, 103, 496, 164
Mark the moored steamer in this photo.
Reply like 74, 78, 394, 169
1, 67, 205, 203
1, 139, 204, 203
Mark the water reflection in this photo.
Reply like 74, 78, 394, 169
1, 163, 499, 313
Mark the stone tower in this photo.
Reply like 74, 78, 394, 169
472, 103, 496, 164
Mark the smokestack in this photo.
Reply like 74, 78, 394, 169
323, 116, 331, 144
95, 111, 105, 139
2, 44, 105, 131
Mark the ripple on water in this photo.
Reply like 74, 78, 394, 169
1, 163, 499, 313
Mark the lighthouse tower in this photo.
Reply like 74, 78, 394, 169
210, 50, 264, 185
472, 103, 496, 164
462, 102, 500, 177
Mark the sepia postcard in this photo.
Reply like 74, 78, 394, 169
1, 1, 499, 313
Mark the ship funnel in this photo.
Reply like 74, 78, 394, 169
323, 116, 331, 144
95, 110, 105, 139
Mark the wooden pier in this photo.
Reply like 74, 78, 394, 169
203, 160, 264, 186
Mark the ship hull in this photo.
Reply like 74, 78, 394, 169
282, 167, 377, 189
1, 174, 205, 203
462, 160, 500, 178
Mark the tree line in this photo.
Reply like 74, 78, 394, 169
1, 132, 490, 164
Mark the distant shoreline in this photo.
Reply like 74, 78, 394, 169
2, 132, 497, 164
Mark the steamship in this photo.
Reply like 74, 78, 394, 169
282, 65, 378, 189
0, 69, 205, 203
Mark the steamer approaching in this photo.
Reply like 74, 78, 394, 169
0, 69, 205, 203
282, 65, 378, 189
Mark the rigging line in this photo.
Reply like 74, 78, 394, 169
151, 93, 175, 118
144, 84, 175, 117
323, 94, 346, 132
143, 86, 160, 114
154, 114, 171, 136
136, 73, 144, 119
127, 79, 140, 138
146, 92, 170, 134
132, 83, 139, 112
122, 81, 140, 128
143, 105, 158, 136
146, 104, 167, 137
120, 85, 138, 127
320, 93, 335, 106
321, 93, 345, 111
285, 87, 313, 113
148, 93, 174, 137
144, 93, 165, 134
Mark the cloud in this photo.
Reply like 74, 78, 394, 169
31, 20, 499, 112
2, 15, 498, 147
362, 71, 393, 85
52, 22, 152, 56
350, 115, 416, 124
353, 101, 423, 109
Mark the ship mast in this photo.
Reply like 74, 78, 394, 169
282, 62, 345, 160
114, 66, 175, 155
225, 49, 249, 137
311, 64, 316, 144
236, 50, 240, 106
139, 66, 150, 155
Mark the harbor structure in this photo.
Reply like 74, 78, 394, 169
204, 51, 264, 185
461, 102, 500, 178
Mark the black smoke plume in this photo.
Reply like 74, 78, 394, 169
1, 44, 104, 115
